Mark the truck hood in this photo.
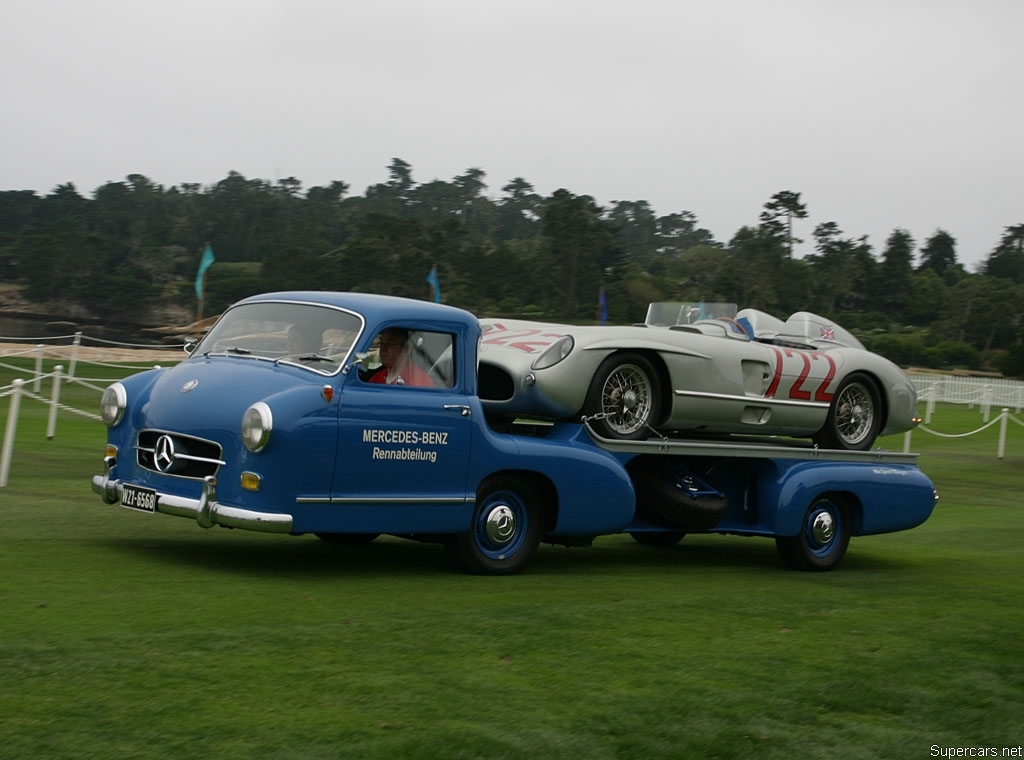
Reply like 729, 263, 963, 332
136, 355, 324, 433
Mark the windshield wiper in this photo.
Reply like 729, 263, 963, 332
203, 346, 253, 357
275, 353, 334, 365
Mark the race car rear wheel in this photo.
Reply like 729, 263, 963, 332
814, 372, 881, 451
775, 495, 851, 571
585, 352, 661, 440
447, 475, 543, 575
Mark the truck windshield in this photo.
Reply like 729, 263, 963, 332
192, 301, 364, 374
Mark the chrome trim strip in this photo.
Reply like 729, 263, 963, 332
134, 447, 226, 466
327, 496, 474, 505
673, 389, 830, 409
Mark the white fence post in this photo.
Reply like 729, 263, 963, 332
46, 365, 63, 440
926, 387, 936, 423
982, 386, 992, 422
903, 430, 912, 453
1, 379, 24, 487
998, 408, 1009, 460
33, 345, 45, 394
68, 331, 82, 383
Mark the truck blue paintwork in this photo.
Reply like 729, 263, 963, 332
91, 292, 936, 574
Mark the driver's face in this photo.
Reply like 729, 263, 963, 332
378, 331, 405, 367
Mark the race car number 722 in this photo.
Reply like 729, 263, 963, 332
481, 325, 566, 353
766, 347, 837, 403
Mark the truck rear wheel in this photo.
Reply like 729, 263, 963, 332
775, 495, 851, 571
447, 476, 542, 575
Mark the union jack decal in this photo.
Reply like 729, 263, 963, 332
819, 325, 836, 341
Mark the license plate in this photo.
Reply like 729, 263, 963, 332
121, 484, 158, 513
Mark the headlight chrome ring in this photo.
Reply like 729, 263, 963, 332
241, 402, 273, 452
100, 383, 128, 427
531, 335, 574, 370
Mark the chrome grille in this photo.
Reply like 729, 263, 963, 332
136, 430, 224, 479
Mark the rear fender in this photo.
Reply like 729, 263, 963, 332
769, 461, 933, 537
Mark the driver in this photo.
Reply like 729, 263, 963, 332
367, 327, 434, 386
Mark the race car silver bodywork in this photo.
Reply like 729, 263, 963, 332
477, 303, 920, 451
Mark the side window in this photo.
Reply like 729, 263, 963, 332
364, 328, 455, 389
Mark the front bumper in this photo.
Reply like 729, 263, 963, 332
92, 465, 293, 534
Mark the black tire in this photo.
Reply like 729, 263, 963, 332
631, 531, 686, 547
584, 353, 661, 440
629, 457, 727, 530
446, 476, 543, 575
775, 495, 851, 571
814, 372, 881, 451
315, 533, 380, 546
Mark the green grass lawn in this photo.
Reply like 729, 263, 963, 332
1, 359, 1023, 759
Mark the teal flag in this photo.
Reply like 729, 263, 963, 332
195, 244, 215, 300
426, 266, 441, 303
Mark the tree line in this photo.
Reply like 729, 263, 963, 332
0, 158, 1022, 376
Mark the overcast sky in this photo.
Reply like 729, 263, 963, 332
2, 0, 1021, 268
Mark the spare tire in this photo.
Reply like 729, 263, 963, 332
629, 457, 727, 530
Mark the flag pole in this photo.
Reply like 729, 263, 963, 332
195, 242, 215, 323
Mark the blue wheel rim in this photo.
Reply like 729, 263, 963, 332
473, 489, 528, 561
804, 501, 842, 559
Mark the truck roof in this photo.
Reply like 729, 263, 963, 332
239, 291, 477, 327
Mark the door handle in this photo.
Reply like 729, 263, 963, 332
443, 404, 471, 417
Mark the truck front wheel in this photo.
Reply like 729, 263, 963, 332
775, 495, 851, 571
447, 476, 543, 575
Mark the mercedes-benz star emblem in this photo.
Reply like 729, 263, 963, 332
154, 435, 177, 473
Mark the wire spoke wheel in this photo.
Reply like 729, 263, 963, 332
834, 382, 874, 446
586, 353, 661, 441
814, 372, 881, 451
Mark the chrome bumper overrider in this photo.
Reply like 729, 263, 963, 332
91, 468, 293, 534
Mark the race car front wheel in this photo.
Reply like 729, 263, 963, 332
584, 352, 661, 440
814, 372, 881, 451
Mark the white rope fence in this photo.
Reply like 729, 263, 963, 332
0, 330, 185, 385
0, 334, 176, 486
902, 407, 1022, 460
910, 374, 1024, 415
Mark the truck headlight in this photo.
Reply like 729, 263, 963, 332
241, 402, 273, 452
531, 336, 574, 370
100, 383, 127, 426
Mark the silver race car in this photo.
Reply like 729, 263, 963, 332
477, 302, 920, 451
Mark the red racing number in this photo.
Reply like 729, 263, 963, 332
481, 324, 566, 353
766, 347, 836, 402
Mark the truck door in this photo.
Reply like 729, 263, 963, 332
332, 329, 475, 514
